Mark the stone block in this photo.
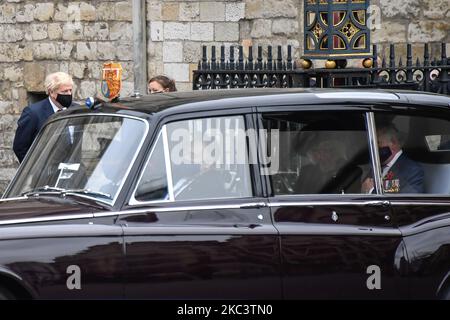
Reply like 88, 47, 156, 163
56, 42, 74, 60
183, 42, 202, 63
48, 23, 62, 40
97, 42, 117, 60
150, 21, 164, 41
78, 81, 97, 99
272, 19, 299, 36
115, 1, 132, 21
80, 2, 96, 21
116, 44, 133, 61
0, 4, 16, 23
62, 23, 84, 41
251, 19, 272, 38
175, 82, 192, 92
245, 0, 265, 19
265, 0, 297, 18
87, 62, 103, 79
423, 0, 449, 19
32, 43, 57, 60
147, 1, 162, 21
24, 62, 46, 92
408, 22, 448, 43
3, 65, 24, 82
191, 23, 214, 41
380, 0, 420, 19
84, 22, 109, 41
163, 41, 183, 62
75, 42, 98, 61
120, 81, 134, 97
162, 3, 179, 21
69, 62, 87, 79
200, 2, 225, 22
96, 2, 116, 21
164, 22, 190, 40
110, 22, 132, 41
372, 22, 407, 43
31, 24, 48, 40
0, 25, 24, 42
179, 2, 199, 22
215, 22, 239, 42
34, 3, 54, 22
226, 2, 245, 22
16, 4, 35, 23
164, 63, 190, 82
148, 41, 163, 60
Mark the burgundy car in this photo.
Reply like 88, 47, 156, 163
1, 88, 450, 299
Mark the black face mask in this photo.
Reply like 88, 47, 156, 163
379, 146, 392, 163
56, 94, 72, 108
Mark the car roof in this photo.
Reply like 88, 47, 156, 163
64, 88, 450, 118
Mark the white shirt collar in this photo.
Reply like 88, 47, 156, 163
48, 97, 65, 113
382, 150, 403, 177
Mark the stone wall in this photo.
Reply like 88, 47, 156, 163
0, 0, 449, 195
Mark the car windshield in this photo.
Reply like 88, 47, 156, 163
6, 115, 147, 205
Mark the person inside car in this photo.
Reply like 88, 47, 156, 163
362, 123, 424, 194
294, 133, 363, 194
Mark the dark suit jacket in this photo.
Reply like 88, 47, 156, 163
13, 98, 55, 163
294, 160, 363, 194
384, 153, 424, 193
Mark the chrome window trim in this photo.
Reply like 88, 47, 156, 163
0, 196, 28, 202
366, 112, 383, 194
128, 130, 171, 205
94, 202, 266, 218
162, 125, 175, 201
0, 213, 94, 226
4, 113, 149, 207
128, 115, 254, 207
269, 201, 387, 207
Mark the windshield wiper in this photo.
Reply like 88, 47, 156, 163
21, 186, 111, 200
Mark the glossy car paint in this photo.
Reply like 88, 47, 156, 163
0, 89, 449, 299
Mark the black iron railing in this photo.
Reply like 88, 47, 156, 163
193, 43, 450, 95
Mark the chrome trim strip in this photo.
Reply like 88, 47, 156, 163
123, 225, 277, 236
0, 196, 28, 203
268, 201, 386, 207
366, 112, 383, 194
391, 201, 450, 206
128, 130, 171, 206
162, 125, 175, 201
93, 202, 267, 218
276, 223, 401, 236
0, 213, 94, 226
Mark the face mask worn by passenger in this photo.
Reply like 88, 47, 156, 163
56, 94, 72, 109
378, 146, 392, 163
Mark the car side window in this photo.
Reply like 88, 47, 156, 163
374, 113, 450, 194
134, 132, 169, 202
166, 116, 253, 201
262, 111, 372, 195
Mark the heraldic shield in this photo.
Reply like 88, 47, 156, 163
101, 62, 123, 101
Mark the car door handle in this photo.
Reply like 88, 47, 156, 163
364, 201, 390, 207
239, 202, 268, 209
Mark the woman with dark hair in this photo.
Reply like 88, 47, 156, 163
148, 75, 177, 93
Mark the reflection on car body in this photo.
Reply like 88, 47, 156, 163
1, 88, 450, 299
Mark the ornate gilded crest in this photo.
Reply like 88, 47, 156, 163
101, 62, 123, 101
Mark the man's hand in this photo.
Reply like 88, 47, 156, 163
362, 177, 374, 194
